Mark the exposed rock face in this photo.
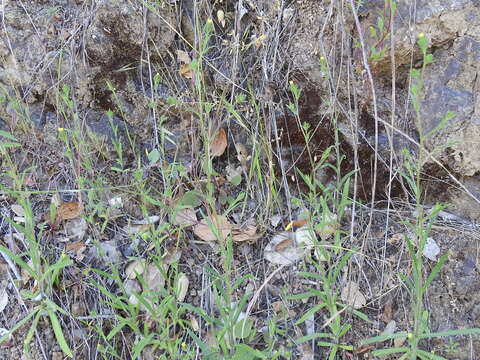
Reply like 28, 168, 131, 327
85, 0, 174, 68
286, 0, 480, 216
422, 36, 480, 176
358, 0, 480, 173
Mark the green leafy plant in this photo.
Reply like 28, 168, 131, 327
0, 197, 74, 357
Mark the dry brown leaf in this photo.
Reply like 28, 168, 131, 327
163, 247, 182, 265
210, 128, 227, 157
56, 202, 83, 222
285, 219, 308, 231
231, 225, 259, 243
381, 299, 393, 323
133, 215, 160, 225
179, 63, 193, 79
65, 241, 85, 253
381, 320, 397, 336
125, 259, 146, 280
123, 224, 149, 235
388, 233, 404, 245
124, 216, 160, 235
176, 49, 191, 64
340, 281, 366, 309
393, 333, 407, 347
65, 218, 88, 240
264, 232, 305, 265
217, 10, 226, 27
171, 208, 197, 227
193, 215, 233, 242
295, 226, 316, 248
0, 286, 8, 313
275, 238, 293, 251
144, 263, 167, 292
176, 273, 189, 302
190, 315, 200, 332
10, 204, 25, 217
124, 279, 142, 305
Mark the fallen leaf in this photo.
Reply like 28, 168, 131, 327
108, 197, 123, 208
423, 237, 440, 261
133, 215, 160, 225
10, 204, 25, 217
231, 225, 259, 243
124, 216, 161, 235
176, 50, 191, 64
162, 247, 182, 265
190, 315, 200, 332
124, 279, 141, 297
65, 241, 85, 253
193, 215, 233, 242
275, 237, 293, 251
381, 299, 393, 323
144, 263, 167, 292
179, 63, 193, 79
226, 165, 242, 186
210, 128, 227, 157
56, 202, 83, 222
285, 219, 308, 231
388, 233, 404, 244
123, 224, 149, 235
65, 218, 88, 240
264, 232, 305, 265
124, 279, 142, 305
340, 281, 366, 309
217, 10, 225, 27
381, 320, 397, 336
295, 225, 316, 248
125, 259, 146, 279
176, 273, 189, 302
0, 286, 8, 313
171, 208, 197, 227
394, 333, 407, 347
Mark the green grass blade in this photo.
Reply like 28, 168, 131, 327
295, 332, 333, 344
423, 253, 448, 291
419, 328, 480, 339
23, 310, 43, 354
48, 309, 73, 357
295, 303, 326, 325
372, 347, 409, 356
0, 130, 18, 141
360, 332, 409, 345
